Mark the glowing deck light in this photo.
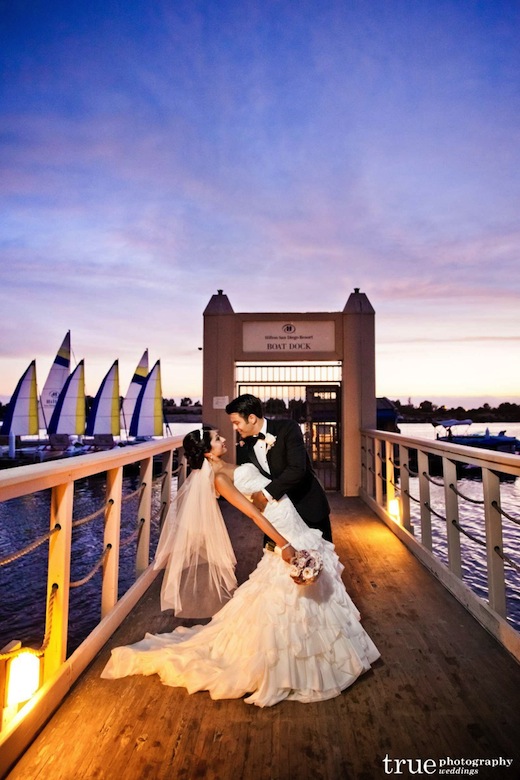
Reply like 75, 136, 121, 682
6, 652, 40, 706
388, 497, 401, 523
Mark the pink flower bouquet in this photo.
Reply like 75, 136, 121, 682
289, 549, 323, 585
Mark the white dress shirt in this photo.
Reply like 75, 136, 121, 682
253, 419, 275, 502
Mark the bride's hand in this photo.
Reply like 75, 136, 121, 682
281, 545, 295, 563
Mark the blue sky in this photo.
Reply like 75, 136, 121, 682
1, 0, 519, 407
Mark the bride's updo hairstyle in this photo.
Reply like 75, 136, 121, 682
183, 427, 214, 470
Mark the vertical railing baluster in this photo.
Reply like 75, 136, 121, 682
399, 443, 412, 532
102, 466, 123, 618
375, 438, 383, 509
418, 450, 432, 550
482, 467, 506, 617
386, 439, 395, 510
360, 434, 367, 493
366, 435, 375, 499
44, 481, 74, 681
443, 457, 462, 578
160, 449, 173, 532
136, 457, 153, 575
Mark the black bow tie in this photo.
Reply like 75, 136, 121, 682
244, 432, 265, 445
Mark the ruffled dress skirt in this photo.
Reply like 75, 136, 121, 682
101, 464, 380, 707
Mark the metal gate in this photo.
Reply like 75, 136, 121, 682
236, 363, 341, 490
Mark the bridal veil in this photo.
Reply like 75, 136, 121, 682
154, 459, 237, 617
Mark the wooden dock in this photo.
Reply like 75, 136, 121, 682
5, 495, 520, 780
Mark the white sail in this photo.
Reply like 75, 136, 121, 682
86, 360, 120, 436
38, 331, 71, 429
120, 349, 148, 431
129, 360, 163, 437
1, 360, 39, 436
47, 361, 86, 435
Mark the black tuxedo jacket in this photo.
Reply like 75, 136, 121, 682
237, 418, 332, 542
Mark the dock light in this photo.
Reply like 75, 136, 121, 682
6, 651, 41, 706
388, 497, 401, 524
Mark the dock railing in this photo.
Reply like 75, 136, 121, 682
361, 428, 520, 662
0, 436, 184, 776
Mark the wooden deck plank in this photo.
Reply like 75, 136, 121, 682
5, 495, 520, 780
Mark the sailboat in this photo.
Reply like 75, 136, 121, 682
1, 361, 39, 437
85, 360, 120, 447
47, 361, 86, 437
120, 350, 148, 435
129, 360, 165, 438
38, 331, 71, 431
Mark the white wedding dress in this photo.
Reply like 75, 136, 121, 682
101, 463, 380, 707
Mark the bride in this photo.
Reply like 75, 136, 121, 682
101, 428, 380, 707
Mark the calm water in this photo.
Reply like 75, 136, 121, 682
399, 422, 520, 631
1, 421, 519, 655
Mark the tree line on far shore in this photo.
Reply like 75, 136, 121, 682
1, 396, 519, 423
393, 399, 520, 423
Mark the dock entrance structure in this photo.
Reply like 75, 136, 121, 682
202, 289, 376, 496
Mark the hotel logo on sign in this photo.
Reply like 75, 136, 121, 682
242, 320, 335, 353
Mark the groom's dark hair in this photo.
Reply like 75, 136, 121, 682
225, 394, 264, 420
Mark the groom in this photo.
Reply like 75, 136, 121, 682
225, 393, 333, 543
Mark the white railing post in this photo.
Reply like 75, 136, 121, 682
375, 438, 384, 508
399, 444, 412, 532
44, 481, 74, 681
443, 458, 462, 578
417, 450, 432, 550
361, 434, 369, 493
160, 450, 173, 531
482, 467, 507, 617
136, 457, 153, 575
365, 435, 375, 499
385, 439, 395, 509
101, 466, 123, 618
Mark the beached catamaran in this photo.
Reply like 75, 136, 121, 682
47, 360, 86, 437
1, 342, 166, 459
129, 359, 164, 438
120, 349, 148, 435
0, 361, 39, 437
38, 331, 71, 431
85, 360, 120, 438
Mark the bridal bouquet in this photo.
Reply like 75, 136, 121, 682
289, 549, 323, 586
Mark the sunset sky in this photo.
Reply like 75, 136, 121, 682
1, 0, 519, 408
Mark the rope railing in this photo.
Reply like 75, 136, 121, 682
492, 500, 520, 526
0, 583, 58, 660
423, 472, 444, 488
424, 501, 446, 522
72, 503, 109, 529
452, 519, 486, 549
403, 488, 421, 504
122, 482, 147, 503
70, 545, 112, 589
1, 481, 150, 569
0, 524, 61, 567
449, 483, 485, 505
494, 546, 520, 574
120, 517, 145, 548
402, 462, 419, 478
